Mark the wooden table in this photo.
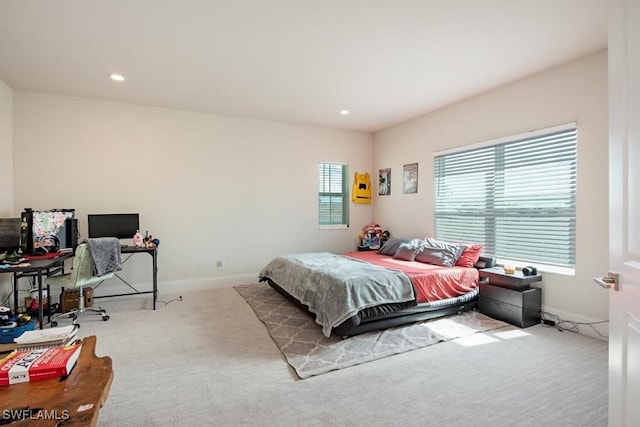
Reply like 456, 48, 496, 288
0, 336, 113, 426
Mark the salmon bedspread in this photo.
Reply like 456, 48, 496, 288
344, 251, 479, 303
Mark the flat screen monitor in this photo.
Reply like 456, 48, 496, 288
88, 213, 140, 240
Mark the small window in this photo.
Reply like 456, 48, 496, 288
318, 162, 349, 227
434, 123, 577, 270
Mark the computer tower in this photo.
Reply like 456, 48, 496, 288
19, 209, 33, 254
0, 218, 21, 253
66, 218, 78, 253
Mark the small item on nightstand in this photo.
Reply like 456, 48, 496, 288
503, 265, 516, 274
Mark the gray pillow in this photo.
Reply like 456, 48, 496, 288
377, 237, 413, 256
392, 242, 420, 261
414, 238, 466, 267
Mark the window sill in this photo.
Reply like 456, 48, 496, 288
319, 225, 349, 230
495, 258, 575, 277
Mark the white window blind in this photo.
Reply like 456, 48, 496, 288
318, 162, 349, 227
434, 124, 577, 268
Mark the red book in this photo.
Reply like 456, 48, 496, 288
0, 343, 82, 386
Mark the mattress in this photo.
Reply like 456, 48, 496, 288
259, 251, 491, 337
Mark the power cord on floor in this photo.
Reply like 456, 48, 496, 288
542, 311, 609, 339
0, 292, 11, 307
1, 277, 35, 308
156, 295, 183, 306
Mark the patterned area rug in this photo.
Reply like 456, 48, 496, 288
235, 283, 508, 379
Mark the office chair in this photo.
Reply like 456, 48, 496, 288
46, 242, 111, 327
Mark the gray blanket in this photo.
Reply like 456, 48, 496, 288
258, 252, 415, 337
87, 237, 122, 276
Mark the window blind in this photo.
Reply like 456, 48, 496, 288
318, 162, 349, 227
434, 124, 577, 268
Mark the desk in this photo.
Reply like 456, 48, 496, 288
1, 253, 73, 329
93, 246, 158, 310
0, 335, 113, 426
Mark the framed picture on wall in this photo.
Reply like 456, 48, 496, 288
379, 168, 391, 195
403, 163, 418, 194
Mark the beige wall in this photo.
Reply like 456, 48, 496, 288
0, 80, 12, 215
12, 92, 373, 295
373, 50, 609, 331
5, 52, 611, 335
0, 80, 13, 295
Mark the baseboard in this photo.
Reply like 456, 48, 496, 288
541, 304, 609, 341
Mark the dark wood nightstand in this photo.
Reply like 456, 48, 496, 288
478, 268, 542, 328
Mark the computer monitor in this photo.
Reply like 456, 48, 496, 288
87, 213, 140, 240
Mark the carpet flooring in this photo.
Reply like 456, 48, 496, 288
235, 283, 509, 378
71, 287, 608, 426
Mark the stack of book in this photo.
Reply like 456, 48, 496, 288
0, 326, 82, 386
13, 325, 78, 350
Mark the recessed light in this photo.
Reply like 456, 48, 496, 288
340, 110, 350, 116
109, 74, 125, 82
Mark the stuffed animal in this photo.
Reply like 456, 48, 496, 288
359, 223, 388, 249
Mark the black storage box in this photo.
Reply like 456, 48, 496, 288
479, 283, 541, 328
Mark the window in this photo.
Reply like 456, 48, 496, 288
318, 162, 349, 227
434, 123, 577, 270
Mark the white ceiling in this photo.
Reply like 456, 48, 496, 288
0, 0, 608, 133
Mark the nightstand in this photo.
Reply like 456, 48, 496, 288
478, 267, 542, 290
478, 268, 542, 328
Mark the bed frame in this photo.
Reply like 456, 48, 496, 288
264, 255, 496, 338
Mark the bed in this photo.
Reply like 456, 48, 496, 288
258, 237, 496, 337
